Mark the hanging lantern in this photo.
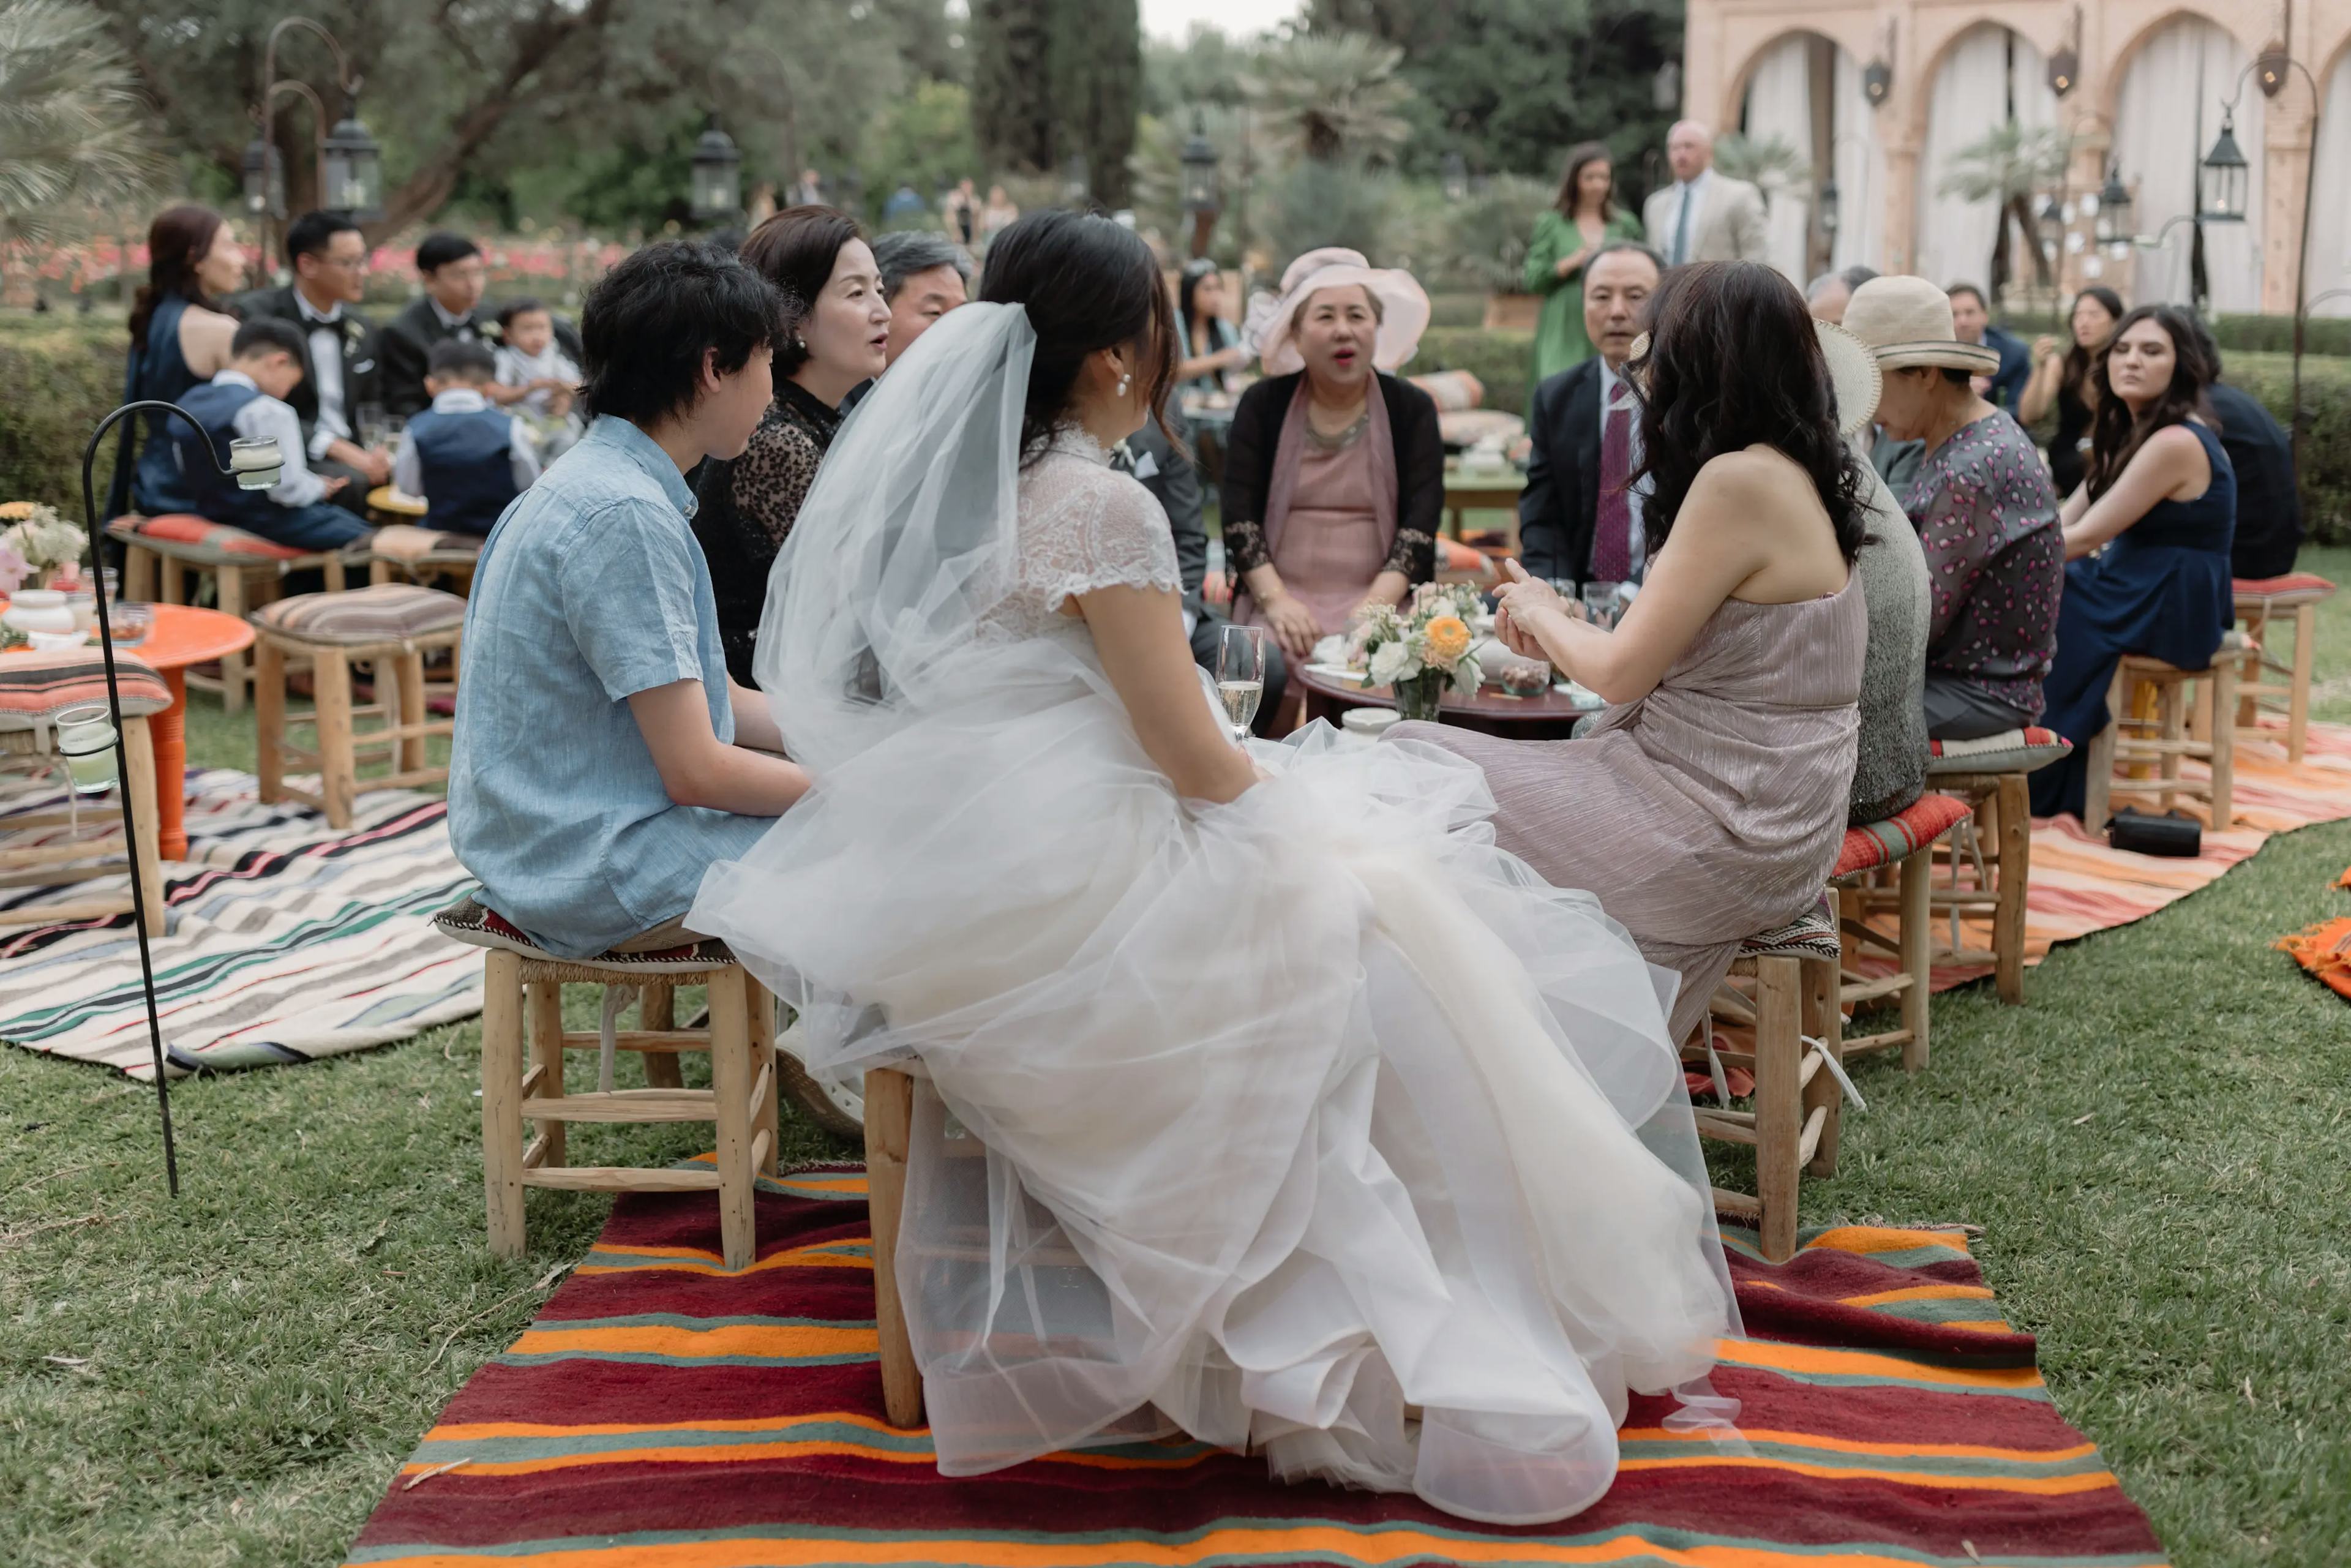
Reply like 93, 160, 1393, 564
2046, 44, 2079, 97
690, 113, 743, 226
2199, 113, 2249, 222
1818, 175, 1841, 239
1180, 112, 1222, 219
321, 99, 384, 222
2094, 164, 2132, 250
1651, 60, 1682, 113
1862, 58, 1894, 107
2256, 47, 2291, 99
241, 137, 284, 219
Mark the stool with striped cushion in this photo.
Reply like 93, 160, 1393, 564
104, 514, 351, 715
1700, 899, 1846, 1262
2233, 574, 2334, 762
354, 522, 486, 590
1831, 792, 1975, 1073
252, 585, 465, 828
0, 650, 172, 936
1911, 728, 2072, 1005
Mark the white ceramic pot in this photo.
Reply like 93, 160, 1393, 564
3, 589, 77, 637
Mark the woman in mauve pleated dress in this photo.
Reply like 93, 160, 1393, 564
1390, 261, 1875, 1045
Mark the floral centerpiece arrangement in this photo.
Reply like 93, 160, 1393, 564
1355, 582, 1485, 722
0, 503, 88, 588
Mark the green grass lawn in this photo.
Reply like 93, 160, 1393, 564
3, 553, 2349, 1565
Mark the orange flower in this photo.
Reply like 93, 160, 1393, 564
1423, 615, 1470, 664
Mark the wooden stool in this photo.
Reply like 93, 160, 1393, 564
252, 585, 464, 828
1911, 737, 2071, 1004
356, 523, 484, 590
104, 514, 349, 715
2083, 637, 2246, 832
433, 898, 778, 1270
864, 1067, 924, 1429
2233, 574, 2336, 763
1698, 900, 1847, 1263
0, 651, 173, 937
1836, 793, 1974, 1073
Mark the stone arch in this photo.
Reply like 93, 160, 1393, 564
1718, 25, 1876, 131
2099, 7, 2271, 126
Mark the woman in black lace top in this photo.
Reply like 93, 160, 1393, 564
695, 206, 891, 684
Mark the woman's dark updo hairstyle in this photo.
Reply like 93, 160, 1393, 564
1625, 260, 1867, 561
2085, 302, 2214, 500
2060, 285, 2125, 405
130, 205, 227, 352
738, 204, 856, 374
978, 208, 1176, 466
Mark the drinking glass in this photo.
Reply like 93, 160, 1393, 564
1581, 580, 1622, 631
354, 402, 388, 452
1216, 623, 1269, 741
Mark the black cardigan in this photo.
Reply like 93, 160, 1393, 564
1219, 370, 1442, 585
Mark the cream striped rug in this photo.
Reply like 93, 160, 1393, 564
0, 768, 480, 1078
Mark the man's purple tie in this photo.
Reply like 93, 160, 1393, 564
1592, 390, 1633, 581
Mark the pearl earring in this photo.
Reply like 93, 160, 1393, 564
1117, 372, 1131, 396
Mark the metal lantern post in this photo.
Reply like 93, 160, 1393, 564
2094, 163, 2133, 257
77, 404, 286, 1196
2198, 113, 2249, 224
690, 113, 744, 228
322, 99, 386, 222
1179, 111, 1222, 259
253, 16, 368, 263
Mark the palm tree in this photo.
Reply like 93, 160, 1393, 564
0, 0, 161, 247
1713, 133, 1813, 211
1244, 30, 1413, 167
1939, 122, 2073, 296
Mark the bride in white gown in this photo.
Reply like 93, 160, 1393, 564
689, 211, 1741, 1525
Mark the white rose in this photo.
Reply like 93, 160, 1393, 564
1449, 652, 1483, 696
1368, 640, 1421, 688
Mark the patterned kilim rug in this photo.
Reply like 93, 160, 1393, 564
1924, 718, 2351, 991
344, 1167, 2169, 1568
0, 767, 479, 1078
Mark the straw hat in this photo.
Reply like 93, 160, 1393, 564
1841, 276, 2003, 375
1253, 247, 1431, 377
1622, 318, 1883, 437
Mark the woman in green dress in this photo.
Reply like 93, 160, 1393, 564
1524, 143, 1645, 383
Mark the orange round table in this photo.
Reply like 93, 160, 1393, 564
120, 604, 254, 860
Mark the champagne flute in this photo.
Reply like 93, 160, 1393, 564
1217, 623, 1268, 741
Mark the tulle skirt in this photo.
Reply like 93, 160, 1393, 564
689, 640, 1739, 1524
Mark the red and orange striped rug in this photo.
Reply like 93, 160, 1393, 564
344, 1168, 2168, 1568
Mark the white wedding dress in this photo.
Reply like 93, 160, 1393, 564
689, 304, 1739, 1525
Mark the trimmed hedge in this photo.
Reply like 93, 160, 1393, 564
1418, 326, 2351, 544
0, 317, 126, 522
7, 311, 2349, 545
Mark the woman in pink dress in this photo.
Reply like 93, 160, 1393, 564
1221, 250, 1444, 683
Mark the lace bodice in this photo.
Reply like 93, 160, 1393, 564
987, 429, 1182, 640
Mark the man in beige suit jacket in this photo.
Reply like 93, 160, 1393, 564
1642, 121, 1769, 266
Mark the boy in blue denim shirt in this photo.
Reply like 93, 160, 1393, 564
449, 242, 811, 956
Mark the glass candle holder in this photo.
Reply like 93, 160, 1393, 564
53, 704, 118, 794
108, 601, 154, 647
229, 436, 285, 490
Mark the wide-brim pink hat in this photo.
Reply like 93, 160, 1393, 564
1253, 247, 1431, 377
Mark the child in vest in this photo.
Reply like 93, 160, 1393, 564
492, 297, 585, 460
165, 318, 373, 550
393, 339, 541, 536
449, 241, 809, 959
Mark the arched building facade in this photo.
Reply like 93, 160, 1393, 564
1682, 0, 2351, 314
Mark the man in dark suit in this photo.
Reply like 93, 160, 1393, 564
2183, 315, 2304, 577
380, 231, 493, 419
231, 210, 387, 513
1112, 413, 1287, 732
1947, 283, 2031, 414
1518, 241, 1663, 587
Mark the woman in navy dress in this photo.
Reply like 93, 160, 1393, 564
2032, 304, 2235, 819
109, 206, 246, 519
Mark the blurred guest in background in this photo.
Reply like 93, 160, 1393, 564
380, 231, 491, 418
393, 340, 540, 536
113, 204, 244, 519
1946, 283, 2030, 414
1802, 263, 1879, 327
1526, 143, 1646, 381
1221, 249, 1441, 670
493, 296, 584, 458
981, 184, 1020, 248
2020, 287, 2123, 498
1643, 121, 1767, 265
694, 207, 886, 683
1518, 241, 1662, 588
234, 210, 386, 513
871, 230, 971, 367
2181, 313, 2304, 579
162, 318, 372, 550
943, 177, 980, 250
2033, 304, 2236, 817
1176, 259, 1248, 394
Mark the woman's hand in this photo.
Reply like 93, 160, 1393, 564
1259, 593, 1322, 660
1492, 562, 1580, 664
1555, 246, 1593, 279
2033, 334, 2061, 364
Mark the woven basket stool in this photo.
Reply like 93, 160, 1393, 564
252, 584, 463, 828
434, 898, 778, 1270
2233, 574, 2336, 763
105, 513, 350, 715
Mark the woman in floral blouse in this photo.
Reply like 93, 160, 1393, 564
694, 206, 890, 685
